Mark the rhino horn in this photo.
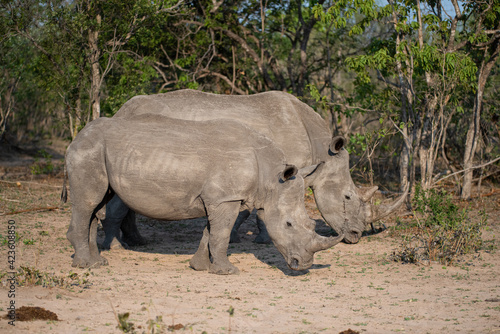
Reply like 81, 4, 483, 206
309, 233, 344, 253
367, 183, 409, 223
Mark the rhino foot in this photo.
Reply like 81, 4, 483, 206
122, 234, 147, 247
189, 255, 210, 271
102, 236, 129, 250
254, 233, 271, 244
110, 238, 128, 250
72, 255, 108, 269
209, 263, 240, 275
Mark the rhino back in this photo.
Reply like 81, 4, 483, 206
114, 90, 329, 167
102, 116, 283, 219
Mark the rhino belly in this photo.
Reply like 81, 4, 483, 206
116, 185, 206, 221
105, 147, 208, 221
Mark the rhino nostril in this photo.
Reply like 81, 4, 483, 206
290, 257, 300, 270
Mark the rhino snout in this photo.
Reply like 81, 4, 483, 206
343, 229, 362, 244
287, 254, 313, 271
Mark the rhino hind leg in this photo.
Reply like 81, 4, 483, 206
120, 210, 147, 246
189, 227, 211, 271
89, 215, 109, 266
67, 208, 108, 269
205, 201, 241, 275
66, 157, 110, 268
229, 209, 251, 243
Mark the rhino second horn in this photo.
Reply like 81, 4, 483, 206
357, 186, 378, 203
368, 183, 409, 223
309, 233, 344, 253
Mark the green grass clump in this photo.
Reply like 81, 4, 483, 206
0, 266, 91, 288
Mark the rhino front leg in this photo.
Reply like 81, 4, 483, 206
254, 210, 271, 244
102, 217, 128, 250
102, 195, 133, 249
206, 201, 241, 275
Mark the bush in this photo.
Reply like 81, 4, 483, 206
392, 184, 486, 265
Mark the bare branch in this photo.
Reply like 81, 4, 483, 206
433, 156, 500, 185
199, 70, 247, 95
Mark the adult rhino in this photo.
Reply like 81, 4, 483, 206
64, 115, 343, 274
104, 90, 406, 247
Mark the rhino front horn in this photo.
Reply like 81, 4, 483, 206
368, 183, 409, 223
309, 233, 344, 253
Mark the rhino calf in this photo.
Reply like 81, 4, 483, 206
64, 115, 343, 274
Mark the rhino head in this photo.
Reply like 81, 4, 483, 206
308, 136, 408, 244
261, 165, 344, 271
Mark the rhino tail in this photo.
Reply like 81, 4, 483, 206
60, 163, 68, 206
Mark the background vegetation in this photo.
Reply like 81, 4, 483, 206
1, 0, 499, 200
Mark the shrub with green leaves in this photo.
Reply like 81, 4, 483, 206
412, 184, 463, 229
392, 185, 486, 265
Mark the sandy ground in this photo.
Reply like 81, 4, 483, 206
0, 147, 499, 333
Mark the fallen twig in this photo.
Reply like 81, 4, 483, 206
0, 206, 62, 216
0, 179, 63, 188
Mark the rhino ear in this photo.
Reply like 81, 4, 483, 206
279, 164, 298, 182
329, 136, 347, 154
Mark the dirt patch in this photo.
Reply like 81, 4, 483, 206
339, 330, 360, 334
0, 144, 499, 333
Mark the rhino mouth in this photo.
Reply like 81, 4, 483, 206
287, 255, 312, 271
290, 257, 300, 270
343, 230, 362, 244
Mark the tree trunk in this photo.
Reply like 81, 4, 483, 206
0, 76, 18, 141
462, 42, 499, 199
389, 0, 413, 208
69, 97, 82, 140
88, 13, 101, 120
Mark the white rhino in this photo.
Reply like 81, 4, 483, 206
103, 90, 406, 248
64, 115, 343, 274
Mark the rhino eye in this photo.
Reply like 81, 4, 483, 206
286, 221, 293, 227
345, 194, 351, 200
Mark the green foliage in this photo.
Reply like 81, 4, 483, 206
23, 238, 36, 245
392, 186, 486, 266
146, 315, 165, 333
2, 266, 91, 288
412, 183, 463, 229
0, 232, 21, 245
117, 312, 135, 333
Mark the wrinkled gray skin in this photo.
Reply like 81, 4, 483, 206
104, 90, 407, 247
64, 115, 344, 274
